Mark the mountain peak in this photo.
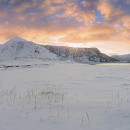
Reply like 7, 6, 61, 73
9, 37, 26, 42
5, 37, 27, 45
0, 37, 58, 61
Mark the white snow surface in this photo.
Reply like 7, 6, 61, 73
0, 62, 130, 130
0, 37, 58, 61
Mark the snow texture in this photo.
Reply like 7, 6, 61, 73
0, 62, 130, 130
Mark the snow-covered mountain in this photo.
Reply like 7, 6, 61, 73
0, 37, 58, 61
43, 45, 118, 63
0, 37, 119, 63
112, 54, 130, 63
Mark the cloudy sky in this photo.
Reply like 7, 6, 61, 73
0, 0, 130, 55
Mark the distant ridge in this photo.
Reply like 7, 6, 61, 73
112, 54, 130, 63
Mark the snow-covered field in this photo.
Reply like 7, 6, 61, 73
0, 62, 130, 130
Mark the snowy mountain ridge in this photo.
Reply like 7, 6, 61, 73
0, 37, 119, 63
112, 54, 130, 63
0, 37, 58, 61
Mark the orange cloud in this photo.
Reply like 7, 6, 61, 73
0, 20, 129, 55
58, 24, 130, 52
56, 1, 96, 25
0, 0, 129, 55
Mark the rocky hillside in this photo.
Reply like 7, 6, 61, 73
43, 45, 118, 63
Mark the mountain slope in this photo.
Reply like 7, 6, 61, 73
0, 37, 58, 61
112, 54, 130, 63
43, 45, 118, 63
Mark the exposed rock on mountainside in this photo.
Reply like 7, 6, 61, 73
43, 45, 118, 63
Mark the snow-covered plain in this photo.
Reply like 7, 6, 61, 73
0, 62, 130, 130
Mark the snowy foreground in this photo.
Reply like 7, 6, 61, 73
0, 62, 130, 130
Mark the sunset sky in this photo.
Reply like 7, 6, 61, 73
0, 0, 130, 55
